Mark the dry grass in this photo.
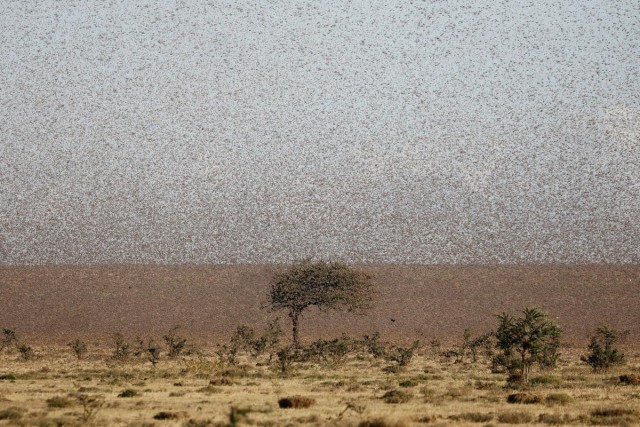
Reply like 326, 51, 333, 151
0, 341, 639, 426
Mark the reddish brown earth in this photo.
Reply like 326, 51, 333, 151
1, 264, 638, 345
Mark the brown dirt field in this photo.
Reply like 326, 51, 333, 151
1, 264, 638, 344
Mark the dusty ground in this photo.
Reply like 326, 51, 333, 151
1, 264, 639, 344
0, 340, 639, 426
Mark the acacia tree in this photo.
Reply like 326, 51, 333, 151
493, 307, 561, 385
267, 260, 374, 346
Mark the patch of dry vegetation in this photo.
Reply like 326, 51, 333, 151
0, 325, 639, 426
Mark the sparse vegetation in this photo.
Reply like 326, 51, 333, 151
581, 324, 625, 371
381, 389, 412, 404
0, 328, 18, 351
117, 388, 140, 398
68, 338, 88, 360
110, 332, 130, 361
0, 315, 638, 426
164, 325, 187, 358
386, 341, 420, 367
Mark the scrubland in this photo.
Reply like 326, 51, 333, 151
1, 337, 639, 426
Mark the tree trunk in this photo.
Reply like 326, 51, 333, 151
290, 311, 301, 347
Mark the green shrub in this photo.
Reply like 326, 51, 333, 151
493, 307, 561, 385
581, 325, 625, 371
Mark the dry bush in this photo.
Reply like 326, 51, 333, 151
209, 377, 233, 386
589, 407, 640, 426
180, 355, 216, 377
544, 392, 573, 406
619, 374, 640, 385
46, 395, 75, 408
381, 389, 412, 404
448, 412, 494, 423
154, 411, 180, 420
530, 374, 562, 386
497, 411, 534, 424
0, 407, 26, 420
68, 339, 88, 360
358, 418, 409, 427
538, 413, 573, 425
398, 378, 419, 388
506, 392, 543, 404
117, 389, 140, 398
17, 343, 36, 360
278, 396, 316, 408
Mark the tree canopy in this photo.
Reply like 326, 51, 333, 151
267, 260, 374, 345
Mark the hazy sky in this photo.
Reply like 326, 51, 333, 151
1, 0, 639, 264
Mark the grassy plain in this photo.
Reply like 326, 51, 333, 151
1, 341, 639, 426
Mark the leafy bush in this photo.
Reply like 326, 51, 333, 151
581, 324, 625, 371
493, 307, 561, 385
274, 345, 303, 375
